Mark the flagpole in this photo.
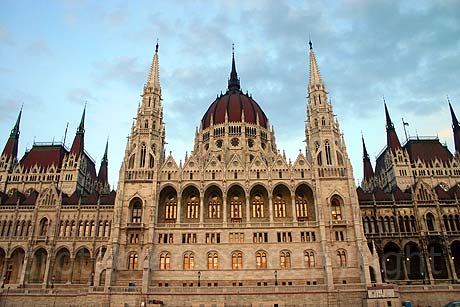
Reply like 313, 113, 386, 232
402, 118, 409, 141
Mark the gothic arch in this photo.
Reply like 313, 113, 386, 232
73, 247, 92, 283
28, 247, 48, 283
181, 185, 200, 221
227, 185, 246, 222
158, 186, 178, 223
272, 184, 292, 219
294, 184, 315, 221
249, 184, 269, 221
204, 185, 223, 222
6, 247, 25, 284
53, 247, 71, 283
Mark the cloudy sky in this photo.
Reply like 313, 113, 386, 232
1, 0, 460, 187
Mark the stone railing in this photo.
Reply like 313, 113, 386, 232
318, 167, 347, 178
125, 170, 155, 181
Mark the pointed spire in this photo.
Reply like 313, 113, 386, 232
98, 139, 108, 185
383, 102, 402, 150
228, 44, 240, 91
70, 106, 86, 158
308, 40, 326, 92
449, 99, 460, 153
362, 135, 374, 180
147, 39, 161, 90
2, 107, 22, 159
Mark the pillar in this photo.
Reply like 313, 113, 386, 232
268, 196, 274, 224
291, 192, 297, 224
176, 195, 182, 224
199, 197, 204, 225
222, 195, 227, 226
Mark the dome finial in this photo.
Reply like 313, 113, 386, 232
228, 43, 240, 91
156, 38, 159, 53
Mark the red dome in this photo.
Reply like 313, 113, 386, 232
201, 90, 268, 129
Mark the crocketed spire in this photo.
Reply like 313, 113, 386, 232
2, 107, 22, 160
308, 40, 326, 93
227, 45, 240, 91
362, 135, 375, 180
384, 103, 402, 150
147, 40, 161, 91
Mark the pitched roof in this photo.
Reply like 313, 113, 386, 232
404, 138, 452, 163
62, 190, 80, 205
448, 184, 460, 199
392, 186, 412, 201
81, 191, 98, 205
100, 190, 116, 205
22, 190, 39, 205
20, 144, 67, 171
4, 190, 25, 205
356, 187, 373, 202
435, 185, 451, 200
373, 187, 393, 201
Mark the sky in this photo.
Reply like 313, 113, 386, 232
1, 0, 460, 188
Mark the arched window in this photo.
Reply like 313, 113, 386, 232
131, 200, 142, 223
183, 252, 194, 270
84, 221, 91, 237
295, 192, 308, 219
98, 221, 104, 237
426, 212, 436, 231
65, 221, 71, 237
304, 250, 315, 268
128, 253, 138, 270
256, 251, 267, 269
336, 151, 344, 166
280, 251, 291, 269
274, 194, 286, 218
230, 194, 242, 220
232, 251, 243, 270
317, 151, 323, 166
160, 252, 170, 270
39, 218, 48, 236
165, 194, 177, 220
186, 194, 199, 219
207, 252, 218, 270
252, 194, 264, 218
90, 221, 96, 237
128, 154, 135, 169
331, 197, 342, 221
140, 144, 146, 168
104, 221, 110, 237
325, 141, 332, 165
337, 250, 347, 267
321, 116, 326, 126
208, 194, 221, 219
78, 221, 84, 237
149, 154, 154, 168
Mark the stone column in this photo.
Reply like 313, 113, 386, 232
176, 195, 182, 224
291, 192, 297, 224
19, 252, 30, 286
0, 257, 8, 283
245, 196, 251, 225
199, 197, 204, 225
222, 195, 227, 226
42, 253, 53, 288
68, 257, 75, 284
268, 196, 274, 224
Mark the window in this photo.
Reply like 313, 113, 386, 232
331, 197, 342, 221
426, 212, 436, 231
165, 194, 177, 220
149, 154, 154, 168
130, 233, 139, 244
253, 232, 268, 243
229, 232, 244, 243
39, 218, 48, 236
230, 194, 242, 220
128, 253, 138, 270
131, 200, 142, 223
336, 151, 344, 166
140, 144, 146, 167
274, 194, 286, 218
206, 233, 220, 244
317, 151, 323, 166
280, 251, 291, 269
252, 193, 264, 218
296, 193, 308, 219
256, 251, 267, 269
335, 231, 345, 241
208, 194, 221, 219
182, 233, 197, 244
300, 231, 316, 242
232, 251, 243, 270
158, 233, 173, 244
325, 141, 332, 165
160, 252, 170, 270
304, 250, 315, 268
208, 252, 218, 270
337, 250, 347, 267
186, 194, 199, 219
183, 252, 194, 270
277, 232, 292, 243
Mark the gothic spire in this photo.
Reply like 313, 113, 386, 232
308, 40, 326, 93
147, 39, 161, 91
384, 103, 401, 150
70, 106, 86, 158
228, 44, 240, 91
98, 139, 108, 185
449, 100, 460, 153
362, 135, 374, 180
2, 107, 22, 159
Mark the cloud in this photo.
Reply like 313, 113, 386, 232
94, 56, 145, 88
67, 88, 97, 105
0, 26, 15, 46
24, 40, 52, 57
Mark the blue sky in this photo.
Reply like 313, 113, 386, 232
1, 0, 460, 188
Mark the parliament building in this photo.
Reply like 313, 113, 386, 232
0, 42, 459, 307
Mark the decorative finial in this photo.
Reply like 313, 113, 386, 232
447, 94, 451, 104
232, 43, 235, 56
309, 40, 312, 50
156, 38, 159, 53
382, 95, 386, 104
